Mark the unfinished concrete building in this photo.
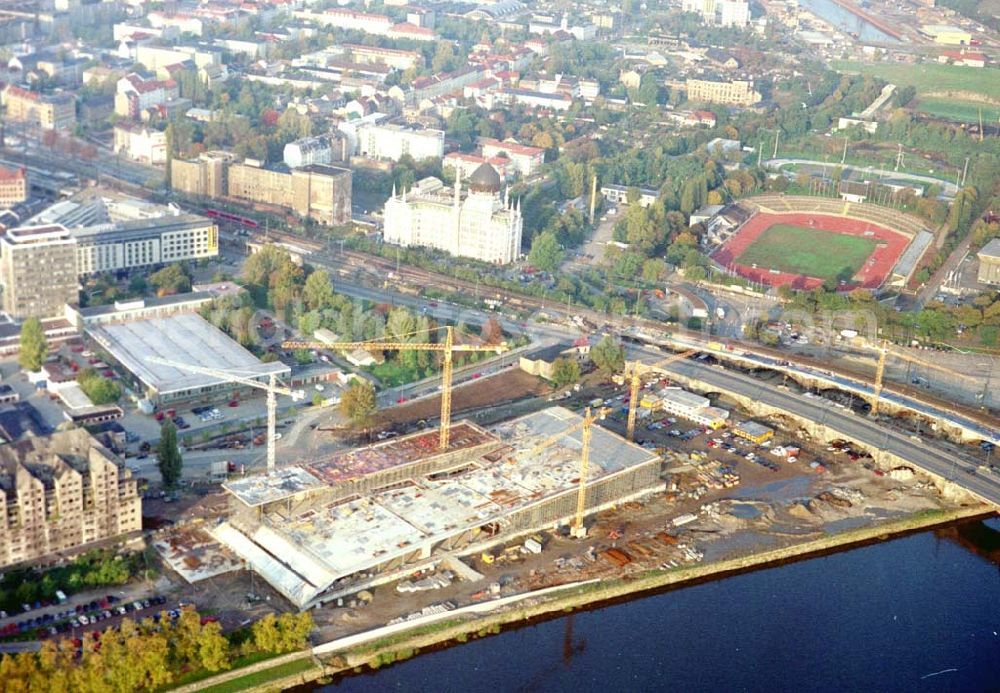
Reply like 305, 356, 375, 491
0, 430, 142, 568
213, 407, 661, 609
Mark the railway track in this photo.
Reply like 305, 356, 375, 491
324, 247, 998, 433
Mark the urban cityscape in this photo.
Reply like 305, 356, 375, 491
0, 0, 997, 688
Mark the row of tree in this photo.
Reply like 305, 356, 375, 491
0, 609, 313, 692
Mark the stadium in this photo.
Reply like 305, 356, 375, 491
710, 195, 934, 291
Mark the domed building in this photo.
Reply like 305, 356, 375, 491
382, 163, 523, 264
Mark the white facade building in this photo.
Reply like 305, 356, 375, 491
717, 0, 750, 27
357, 123, 444, 162
113, 124, 168, 164
480, 138, 545, 178
682, 0, 749, 26
383, 164, 523, 264
73, 214, 218, 275
283, 135, 338, 168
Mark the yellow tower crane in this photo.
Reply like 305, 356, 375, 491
148, 357, 305, 474
866, 339, 981, 416
284, 326, 508, 450
527, 407, 610, 538
624, 349, 699, 441
871, 340, 888, 417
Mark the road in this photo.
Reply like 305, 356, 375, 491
665, 333, 1000, 447
911, 233, 973, 309
631, 345, 1000, 505
313, 244, 999, 445
14, 148, 994, 498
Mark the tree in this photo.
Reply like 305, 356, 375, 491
527, 230, 564, 272
251, 613, 282, 653
275, 612, 314, 652
431, 42, 459, 73
77, 368, 122, 405
340, 379, 377, 430
196, 621, 231, 672
550, 357, 581, 387
18, 317, 48, 372
128, 275, 148, 295
156, 421, 183, 490
386, 307, 417, 343
590, 336, 625, 377
303, 269, 335, 311
641, 258, 667, 283
480, 317, 503, 345
979, 325, 998, 347
149, 264, 192, 296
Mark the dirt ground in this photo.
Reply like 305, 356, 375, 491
133, 370, 971, 647
375, 369, 552, 428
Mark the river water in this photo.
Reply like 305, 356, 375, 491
797, 0, 899, 43
320, 518, 1000, 692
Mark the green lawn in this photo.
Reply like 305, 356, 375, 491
914, 97, 999, 124
832, 61, 1000, 100
832, 61, 1000, 121
197, 658, 316, 693
735, 224, 878, 281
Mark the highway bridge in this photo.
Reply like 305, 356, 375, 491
303, 243, 998, 446
644, 331, 1000, 448
630, 345, 1000, 507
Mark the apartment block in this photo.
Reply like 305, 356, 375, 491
228, 162, 353, 226
1, 85, 76, 131
479, 138, 545, 178
284, 134, 343, 168
685, 78, 761, 106
0, 225, 78, 319
114, 73, 180, 119
0, 430, 142, 568
343, 43, 423, 70
356, 123, 444, 162
0, 166, 28, 208
681, 0, 749, 26
170, 151, 235, 198
135, 44, 222, 72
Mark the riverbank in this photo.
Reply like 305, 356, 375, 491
178, 504, 994, 691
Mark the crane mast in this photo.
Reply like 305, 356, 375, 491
148, 357, 304, 474
284, 326, 507, 450
625, 349, 699, 441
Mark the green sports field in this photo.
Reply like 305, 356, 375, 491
734, 224, 878, 281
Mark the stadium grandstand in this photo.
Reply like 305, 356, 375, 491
711, 195, 935, 291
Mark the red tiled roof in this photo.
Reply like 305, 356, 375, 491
0, 166, 25, 181
481, 137, 543, 157
390, 22, 434, 36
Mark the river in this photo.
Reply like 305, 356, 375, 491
797, 0, 899, 43
319, 518, 1000, 692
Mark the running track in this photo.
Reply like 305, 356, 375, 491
711, 212, 910, 291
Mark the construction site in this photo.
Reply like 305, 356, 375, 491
210, 407, 661, 609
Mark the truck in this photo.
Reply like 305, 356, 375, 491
840, 329, 858, 339
716, 306, 726, 320
691, 307, 709, 319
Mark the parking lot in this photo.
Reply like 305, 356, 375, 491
0, 586, 185, 645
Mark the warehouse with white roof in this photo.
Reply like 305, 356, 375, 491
86, 312, 289, 405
